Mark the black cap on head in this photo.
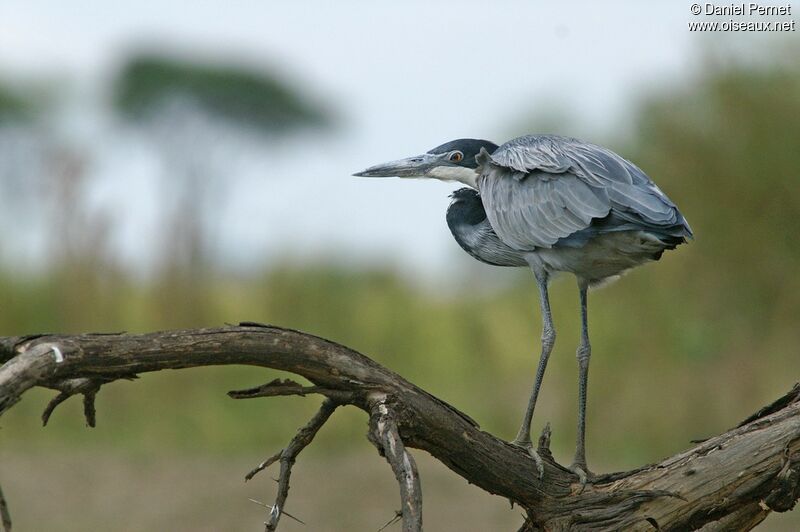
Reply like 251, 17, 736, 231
427, 139, 498, 169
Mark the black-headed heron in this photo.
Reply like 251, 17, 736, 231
354, 134, 692, 481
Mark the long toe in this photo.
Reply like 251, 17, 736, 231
511, 439, 545, 479
510, 437, 532, 450
568, 462, 595, 492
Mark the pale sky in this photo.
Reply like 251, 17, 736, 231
0, 1, 793, 277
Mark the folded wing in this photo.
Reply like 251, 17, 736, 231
476, 135, 692, 251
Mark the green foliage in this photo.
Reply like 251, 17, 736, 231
113, 54, 330, 133
629, 56, 800, 350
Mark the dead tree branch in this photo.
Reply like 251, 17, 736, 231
252, 398, 338, 531
0, 324, 798, 531
368, 392, 423, 532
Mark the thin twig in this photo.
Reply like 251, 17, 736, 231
377, 510, 402, 531
41, 391, 71, 426
369, 394, 422, 532
248, 498, 305, 525
247, 399, 338, 531
229, 378, 353, 404
246, 451, 283, 482
41, 375, 135, 427
229, 378, 329, 399
83, 390, 97, 428
0, 481, 11, 532
41, 378, 100, 427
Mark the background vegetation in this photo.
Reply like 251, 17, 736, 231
0, 48, 798, 530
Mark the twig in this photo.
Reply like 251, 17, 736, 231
42, 378, 101, 427
377, 510, 402, 531
245, 451, 282, 482
248, 498, 305, 525
229, 379, 353, 405
83, 389, 97, 427
229, 378, 333, 399
0, 482, 11, 532
42, 375, 137, 427
738, 383, 800, 428
537, 422, 554, 462
41, 391, 71, 426
246, 398, 338, 531
41, 375, 137, 427
368, 393, 422, 532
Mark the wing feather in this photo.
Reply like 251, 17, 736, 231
476, 135, 692, 250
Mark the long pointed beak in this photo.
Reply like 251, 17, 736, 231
353, 153, 441, 178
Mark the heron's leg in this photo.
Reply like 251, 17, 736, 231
571, 283, 593, 482
512, 271, 555, 462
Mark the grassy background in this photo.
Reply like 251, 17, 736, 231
1, 55, 799, 530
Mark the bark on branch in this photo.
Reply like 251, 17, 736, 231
368, 392, 423, 531
0, 324, 798, 531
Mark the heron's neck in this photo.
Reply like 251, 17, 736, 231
427, 166, 479, 189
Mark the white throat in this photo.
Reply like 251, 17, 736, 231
427, 166, 479, 189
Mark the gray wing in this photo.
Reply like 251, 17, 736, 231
476, 134, 691, 250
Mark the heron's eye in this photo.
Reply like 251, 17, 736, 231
449, 151, 463, 162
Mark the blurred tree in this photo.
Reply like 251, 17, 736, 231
112, 53, 333, 325
115, 55, 329, 133
0, 80, 45, 263
630, 53, 800, 343
0, 78, 122, 332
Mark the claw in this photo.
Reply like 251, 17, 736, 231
511, 438, 545, 479
529, 448, 545, 479
569, 463, 594, 493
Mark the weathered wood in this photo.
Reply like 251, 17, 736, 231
369, 392, 424, 532
0, 325, 798, 531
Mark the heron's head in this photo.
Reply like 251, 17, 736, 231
353, 138, 498, 189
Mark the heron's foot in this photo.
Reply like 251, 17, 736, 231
568, 462, 595, 492
510, 438, 545, 479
